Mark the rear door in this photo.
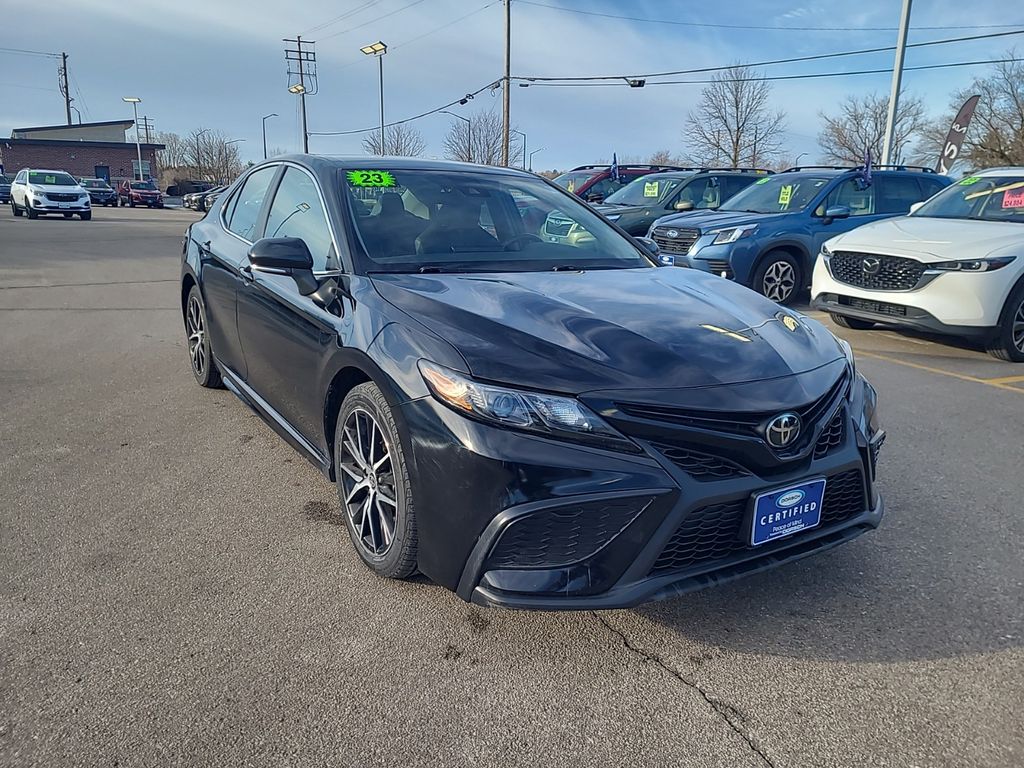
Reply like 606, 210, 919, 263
876, 174, 926, 216
201, 164, 280, 380
235, 164, 345, 448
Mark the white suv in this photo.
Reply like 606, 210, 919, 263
812, 168, 1024, 361
10, 168, 92, 220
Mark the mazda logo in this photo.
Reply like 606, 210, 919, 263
765, 413, 801, 449
862, 257, 882, 276
666, 229, 679, 238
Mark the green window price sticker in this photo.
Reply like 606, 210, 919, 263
643, 181, 660, 197
958, 176, 981, 186
755, 176, 771, 185
347, 170, 396, 188
778, 185, 793, 205
45, 175, 56, 184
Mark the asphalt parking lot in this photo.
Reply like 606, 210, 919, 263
1, 206, 1021, 768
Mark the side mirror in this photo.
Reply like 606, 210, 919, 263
909, 201, 924, 214
585, 192, 604, 203
248, 237, 318, 295
824, 205, 851, 221
674, 200, 695, 211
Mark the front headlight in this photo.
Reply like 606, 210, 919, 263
418, 360, 637, 452
925, 256, 1016, 273
710, 225, 758, 245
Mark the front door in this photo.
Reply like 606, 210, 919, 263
94, 166, 110, 183
810, 178, 885, 254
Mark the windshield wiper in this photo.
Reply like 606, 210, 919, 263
551, 264, 583, 272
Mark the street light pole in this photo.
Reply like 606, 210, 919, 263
262, 113, 278, 160
528, 147, 544, 172
360, 42, 388, 155
513, 129, 527, 170
196, 128, 210, 182
122, 97, 144, 180
882, 0, 913, 165
441, 110, 472, 162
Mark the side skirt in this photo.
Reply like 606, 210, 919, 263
217, 360, 333, 478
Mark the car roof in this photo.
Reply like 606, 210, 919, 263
274, 154, 538, 180
974, 167, 1024, 176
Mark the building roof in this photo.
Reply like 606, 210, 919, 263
1, 138, 164, 150
12, 119, 135, 134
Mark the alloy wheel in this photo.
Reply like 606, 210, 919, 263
1014, 298, 1024, 353
762, 261, 796, 303
338, 408, 398, 557
186, 294, 207, 375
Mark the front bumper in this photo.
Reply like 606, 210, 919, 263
402, 372, 885, 610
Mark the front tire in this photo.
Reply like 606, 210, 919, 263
26, 200, 38, 219
830, 313, 876, 330
80, 211, 92, 221
987, 283, 1024, 362
335, 382, 418, 579
184, 286, 223, 387
752, 250, 802, 305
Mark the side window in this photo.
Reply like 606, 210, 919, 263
722, 175, 753, 201
919, 177, 946, 200
583, 177, 617, 201
677, 178, 719, 209
876, 176, 923, 214
827, 179, 876, 217
226, 165, 277, 241
16, 171, 26, 183
264, 167, 336, 270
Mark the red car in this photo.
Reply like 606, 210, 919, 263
554, 163, 690, 203
117, 179, 164, 208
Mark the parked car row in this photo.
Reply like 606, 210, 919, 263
4, 167, 185, 220
0, 172, 12, 204
183, 185, 226, 212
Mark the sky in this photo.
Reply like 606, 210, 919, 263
2, 0, 1020, 171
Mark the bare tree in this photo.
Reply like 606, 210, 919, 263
267, 146, 291, 158
683, 66, 787, 168
817, 91, 927, 165
648, 149, 677, 166
155, 131, 189, 169
442, 109, 523, 167
916, 56, 1024, 169
361, 123, 427, 157
183, 128, 245, 183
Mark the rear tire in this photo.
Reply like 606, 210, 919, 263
986, 283, 1024, 362
752, 250, 802, 305
12, 200, 22, 217
830, 313, 876, 330
184, 285, 223, 388
335, 382, 418, 579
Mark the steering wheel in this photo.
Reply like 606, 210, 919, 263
502, 233, 544, 251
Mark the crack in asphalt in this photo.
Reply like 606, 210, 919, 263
592, 612, 777, 768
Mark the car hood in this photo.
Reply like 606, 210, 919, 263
595, 203, 657, 217
372, 267, 844, 394
827, 215, 1024, 261
654, 209, 792, 232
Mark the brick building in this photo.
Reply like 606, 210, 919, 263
0, 120, 164, 184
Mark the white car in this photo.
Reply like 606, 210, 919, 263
9, 168, 92, 220
812, 168, 1024, 361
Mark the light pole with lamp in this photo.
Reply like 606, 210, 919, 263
528, 147, 544, 172
222, 139, 245, 183
794, 152, 808, 167
512, 129, 527, 170
195, 128, 210, 182
360, 41, 387, 155
122, 97, 144, 180
441, 110, 472, 162
261, 113, 278, 160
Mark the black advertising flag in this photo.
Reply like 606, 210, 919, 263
936, 95, 980, 174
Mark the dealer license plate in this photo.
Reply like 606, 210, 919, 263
58, 202, 70, 209
750, 478, 826, 546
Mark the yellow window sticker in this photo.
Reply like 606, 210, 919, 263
778, 185, 793, 205
45, 175, 56, 184
566, 180, 575, 192
643, 181, 660, 197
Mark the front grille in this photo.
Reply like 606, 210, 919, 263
813, 408, 845, 460
650, 469, 866, 575
652, 227, 700, 255
486, 496, 650, 569
705, 259, 734, 279
45, 192, 79, 202
830, 251, 926, 291
651, 443, 750, 481
543, 216, 574, 237
840, 296, 908, 317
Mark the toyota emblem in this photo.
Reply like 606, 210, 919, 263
666, 229, 679, 238
861, 257, 882, 276
765, 413, 801, 449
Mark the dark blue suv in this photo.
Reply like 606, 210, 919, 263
649, 166, 951, 304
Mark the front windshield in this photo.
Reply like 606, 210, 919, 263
343, 168, 652, 274
720, 175, 831, 214
28, 171, 77, 186
552, 171, 597, 194
130, 181, 158, 190
604, 174, 689, 206
82, 179, 110, 189
913, 175, 1024, 223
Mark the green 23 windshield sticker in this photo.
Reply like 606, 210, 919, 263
347, 170, 396, 187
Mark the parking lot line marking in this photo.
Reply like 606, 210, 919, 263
856, 350, 1024, 393
985, 374, 1024, 385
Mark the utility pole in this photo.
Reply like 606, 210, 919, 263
881, 0, 912, 165
59, 52, 71, 125
501, 0, 511, 167
140, 116, 154, 144
284, 36, 317, 153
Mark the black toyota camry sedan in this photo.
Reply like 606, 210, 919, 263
179, 155, 885, 609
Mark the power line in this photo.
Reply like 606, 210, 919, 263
303, 0, 380, 36
517, 57, 1023, 87
0, 46, 60, 58
392, 2, 498, 52
514, 28, 1024, 82
0, 82, 61, 92
518, 0, 1024, 33
318, 0, 431, 42
309, 80, 500, 135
